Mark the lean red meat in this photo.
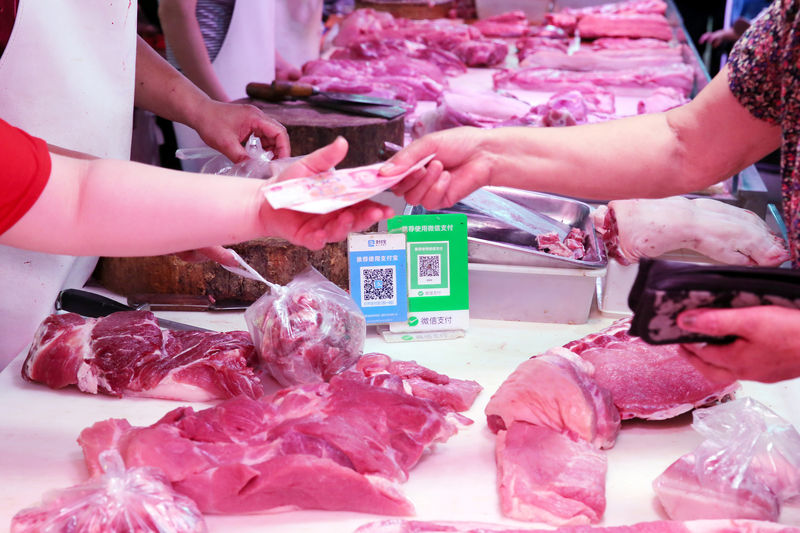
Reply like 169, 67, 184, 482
563, 318, 739, 420
356, 353, 482, 412
22, 311, 261, 401
591, 197, 790, 266
354, 518, 800, 532
78, 362, 478, 515
496, 422, 607, 525
494, 65, 694, 96
485, 349, 620, 449
536, 228, 588, 258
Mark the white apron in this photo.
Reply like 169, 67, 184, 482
173, 0, 276, 172
274, 0, 323, 69
0, 0, 136, 369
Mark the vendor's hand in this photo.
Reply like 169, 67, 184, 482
379, 127, 493, 210
275, 52, 302, 81
193, 100, 291, 162
677, 306, 800, 383
259, 137, 394, 250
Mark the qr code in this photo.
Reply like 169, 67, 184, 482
361, 266, 396, 306
417, 254, 441, 284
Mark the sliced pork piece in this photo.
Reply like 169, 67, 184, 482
472, 11, 530, 38
497, 422, 607, 525
485, 349, 620, 449
577, 13, 673, 41
564, 318, 739, 420
22, 311, 261, 401
591, 197, 790, 266
637, 87, 689, 113
78, 367, 473, 515
494, 64, 694, 96
653, 454, 780, 522
354, 518, 800, 532
520, 45, 684, 71
356, 353, 482, 412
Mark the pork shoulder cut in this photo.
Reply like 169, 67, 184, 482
22, 311, 261, 401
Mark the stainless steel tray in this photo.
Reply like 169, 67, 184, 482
403, 186, 607, 269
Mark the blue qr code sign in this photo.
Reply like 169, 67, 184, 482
362, 266, 396, 306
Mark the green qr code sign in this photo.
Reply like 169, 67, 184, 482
409, 241, 449, 290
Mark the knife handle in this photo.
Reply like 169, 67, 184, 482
57, 289, 135, 318
246, 81, 315, 101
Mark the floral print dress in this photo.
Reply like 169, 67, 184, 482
728, 0, 800, 265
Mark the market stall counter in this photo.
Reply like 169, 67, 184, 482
1, 289, 800, 531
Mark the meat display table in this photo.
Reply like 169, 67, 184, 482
1, 288, 800, 531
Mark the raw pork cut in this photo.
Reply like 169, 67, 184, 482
654, 398, 800, 521
472, 11, 530, 38
485, 349, 620, 449
496, 422, 607, 525
494, 64, 694, 96
577, 13, 673, 41
591, 197, 790, 266
78, 361, 478, 515
536, 228, 587, 258
22, 311, 261, 401
563, 318, 739, 420
354, 518, 800, 532
519, 44, 684, 71
356, 353, 482, 412
637, 87, 689, 113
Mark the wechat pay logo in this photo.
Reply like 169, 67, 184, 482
402, 335, 413, 341
407, 316, 419, 327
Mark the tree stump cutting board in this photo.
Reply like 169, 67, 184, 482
95, 102, 400, 301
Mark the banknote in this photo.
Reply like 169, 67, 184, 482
262, 154, 435, 214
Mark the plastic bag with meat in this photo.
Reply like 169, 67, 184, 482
11, 450, 207, 533
245, 265, 367, 386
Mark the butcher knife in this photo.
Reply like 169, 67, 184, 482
460, 187, 572, 239
56, 289, 213, 332
246, 81, 407, 120
126, 293, 250, 312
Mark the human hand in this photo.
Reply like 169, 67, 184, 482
677, 306, 800, 383
379, 127, 493, 210
193, 99, 291, 163
275, 52, 302, 81
699, 28, 737, 48
259, 137, 394, 250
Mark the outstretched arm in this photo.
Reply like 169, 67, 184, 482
384, 66, 781, 209
1, 138, 392, 256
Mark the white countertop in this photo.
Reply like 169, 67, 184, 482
2, 298, 800, 531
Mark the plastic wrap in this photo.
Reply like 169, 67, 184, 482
691, 398, 800, 502
11, 450, 207, 533
244, 265, 366, 386
178, 134, 302, 179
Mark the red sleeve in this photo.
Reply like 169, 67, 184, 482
0, 118, 51, 234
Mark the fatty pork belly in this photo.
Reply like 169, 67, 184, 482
355, 518, 800, 532
78, 359, 479, 516
563, 318, 739, 420
22, 311, 261, 401
592, 197, 790, 266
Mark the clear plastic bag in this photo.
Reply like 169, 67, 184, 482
692, 397, 800, 502
11, 450, 207, 533
244, 265, 366, 387
176, 134, 302, 180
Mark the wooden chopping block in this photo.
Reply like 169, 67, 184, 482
95, 238, 351, 302
354, 0, 455, 19
245, 99, 404, 168
95, 101, 398, 301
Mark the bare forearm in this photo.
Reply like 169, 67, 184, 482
134, 36, 209, 127
3, 154, 265, 256
158, 0, 229, 101
482, 70, 780, 200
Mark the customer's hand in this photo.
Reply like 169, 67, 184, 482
380, 127, 493, 210
193, 99, 291, 162
260, 137, 394, 250
678, 306, 800, 383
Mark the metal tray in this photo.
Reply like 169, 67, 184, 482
403, 186, 607, 269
